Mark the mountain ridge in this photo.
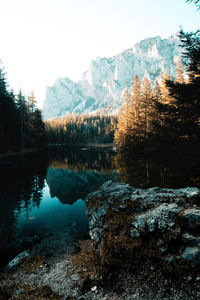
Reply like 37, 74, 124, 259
42, 34, 182, 120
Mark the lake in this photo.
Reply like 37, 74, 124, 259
0, 145, 200, 267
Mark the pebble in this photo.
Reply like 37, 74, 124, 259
91, 286, 97, 292
196, 277, 200, 281
71, 274, 79, 281
15, 288, 24, 295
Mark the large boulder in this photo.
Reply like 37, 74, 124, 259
86, 181, 200, 273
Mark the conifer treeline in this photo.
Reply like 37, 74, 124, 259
2, 29, 198, 152
45, 29, 200, 149
114, 69, 183, 149
45, 113, 117, 144
0, 65, 47, 154
115, 30, 200, 150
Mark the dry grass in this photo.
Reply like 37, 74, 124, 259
68, 240, 102, 277
68, 239, 104, 292
22, 254, 46, 274
0, 284, 62, 300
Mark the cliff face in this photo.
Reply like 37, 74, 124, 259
43, 34, 182, 119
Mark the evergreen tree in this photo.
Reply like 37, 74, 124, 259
140, 77, 154, 143
152, 80, 163, 140
166, 30, 200, 143
32, 108, 47, 147
115, 76, 156, 149
15, 91, 26, 150
0, 62, 47, 154
175, 57, 185, 84
46, 113, 117, 145
114, 88, 131, 149
28, 91, 37, 113
186, 0, 200, 9
159, 69, 173, 103
152, 70, 178, 143
128, 75, 142, 144
0, 65, 18, 152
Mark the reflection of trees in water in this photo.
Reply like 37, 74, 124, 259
115, 148, 200, 188
12, 153, 48, 211
48, 146, 115, 173
0, 152, 48, 266
46, 147, 119, 205
19, 172, 46, 211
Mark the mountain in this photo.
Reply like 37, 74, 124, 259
42, 34, 182, 120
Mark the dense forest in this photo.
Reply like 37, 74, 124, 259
45, 113, 117, 145
0, 65, 47, 154
45, 30, 200, 150
114, 30, 200, 150
1, 27, 199, 153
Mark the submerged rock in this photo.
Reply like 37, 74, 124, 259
86, 181, 200, 272
5, 250, 30, 272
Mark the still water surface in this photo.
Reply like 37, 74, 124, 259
0, 146, 200, 266
0, 147, 118, 266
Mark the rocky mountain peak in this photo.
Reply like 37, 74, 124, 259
42, 34, 182, 120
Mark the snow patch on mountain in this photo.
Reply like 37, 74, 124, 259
43, 34, 182, 119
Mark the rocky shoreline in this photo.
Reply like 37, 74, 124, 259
0, 181, 200, 299
87, 181, 200, 272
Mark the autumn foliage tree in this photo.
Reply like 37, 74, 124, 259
115, 30, 200, 150
45, 113, 117, 145
115, 75, 157, 148
114, 88, 131, 149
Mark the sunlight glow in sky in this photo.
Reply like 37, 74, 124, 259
0, 0, 199, 107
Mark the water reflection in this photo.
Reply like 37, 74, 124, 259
48, 145, 116, 172
1, 146, 200, 267
115, 147, 200, 188
0, 147, 118, 267
0, 152, 48, 265
47, 146, 119, 204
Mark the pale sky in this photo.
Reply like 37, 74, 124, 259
0, 0, 199, 107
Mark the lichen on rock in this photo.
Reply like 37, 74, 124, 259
86, 181, 200, 273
